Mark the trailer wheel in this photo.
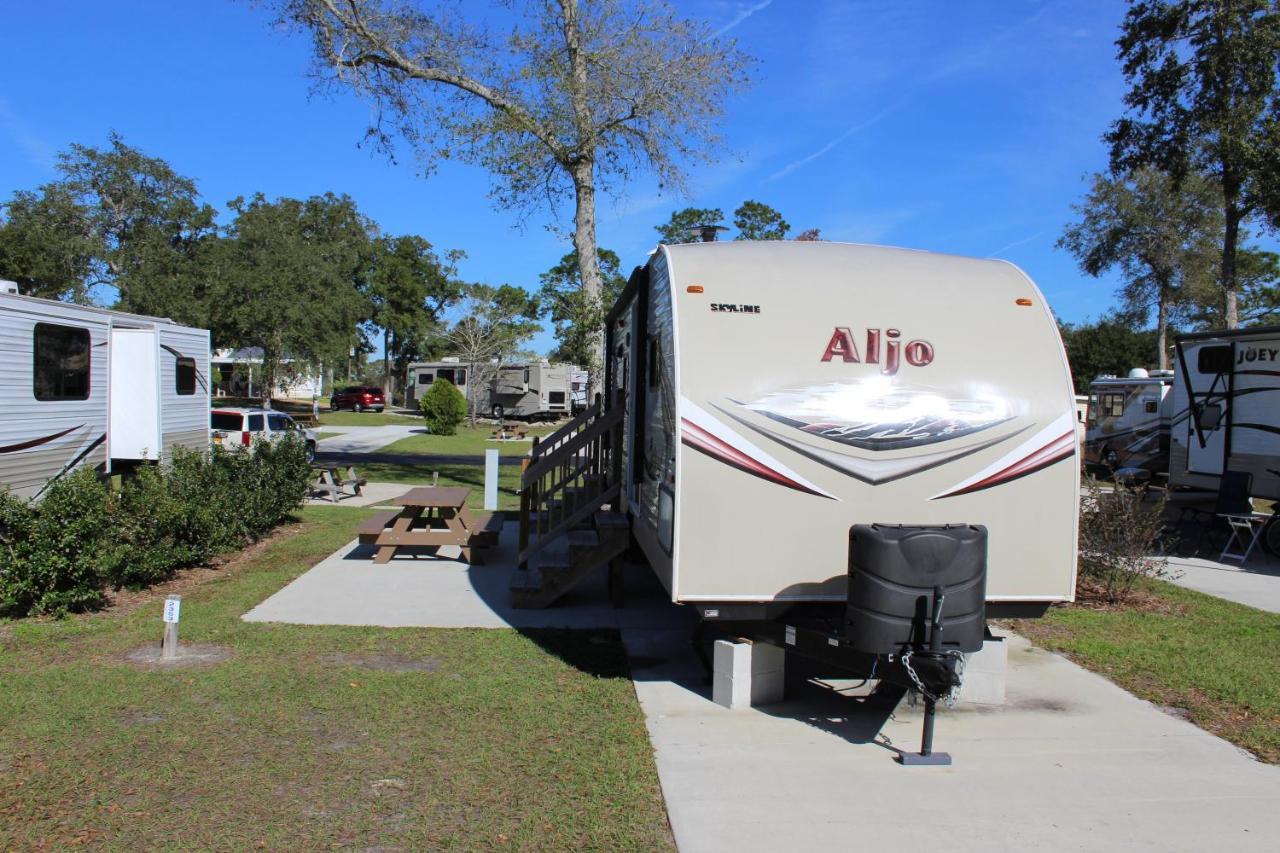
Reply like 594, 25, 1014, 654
491, 404, 504, 420
1102, 446, 1119, 469
1261, 516, 1280, 558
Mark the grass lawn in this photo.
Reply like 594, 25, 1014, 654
1011, 578, 1280, 763
313, 430, 340, 441
318, 410, 425, 427
0, 506, 673, 850
380, 424, 559, 458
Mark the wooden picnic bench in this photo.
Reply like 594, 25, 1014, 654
292, 413, 320, 428
311, 465, 367, 502
356, 486, 504, 564
490, 422, 529, 441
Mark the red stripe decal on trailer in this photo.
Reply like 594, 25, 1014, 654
0, 425, 81, 454
681, 418, 831, 498
934, 430, 1075, 498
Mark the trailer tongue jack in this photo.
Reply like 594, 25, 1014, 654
895, 586, 962, 766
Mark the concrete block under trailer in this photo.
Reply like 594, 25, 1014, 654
604, 241, 1079, 626
0, 287, 211, 501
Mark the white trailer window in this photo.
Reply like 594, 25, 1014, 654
33, 323, 91, 401
176, 357, 196, 395
1105, 393, 1125, 417
418, 372, 433, 384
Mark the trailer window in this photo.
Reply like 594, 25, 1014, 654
418, 372, 433, 385
1086, 394, 1098, 424
437, 368, 456, 385
175, 357, 196, 395
1198, 345, 1232, 374
1105, 394, 1125, 417
549, 391, 566, 405
33, 323, 91, 401
1143, 399, 1158, 414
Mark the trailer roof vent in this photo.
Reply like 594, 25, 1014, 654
688, 224, 729, 243
1128, 367, 1150, 379
0, 280, 18, 295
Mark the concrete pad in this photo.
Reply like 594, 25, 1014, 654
626, 626, 1280, 853
1167, 553, 1280, 613
304, 481, 419, 508
242, 525, 686, 630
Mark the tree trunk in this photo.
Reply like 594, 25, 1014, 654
563, 0, 606, 401
1222, 183, 1241, 329
570, 160, 604, 400
383, 326, 392, 400
1155, 286, 1169, 371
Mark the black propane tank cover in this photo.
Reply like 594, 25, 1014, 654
846, 524, 988, 655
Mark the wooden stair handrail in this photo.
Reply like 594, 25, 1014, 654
530, 397, 601, 460
522, 405, 622, 485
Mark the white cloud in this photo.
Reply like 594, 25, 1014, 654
713, 1, 774, 37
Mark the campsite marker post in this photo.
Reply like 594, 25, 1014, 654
162, 595, 181, 659
484, 449, 499, 511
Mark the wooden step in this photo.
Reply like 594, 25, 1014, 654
511, 523, 630, 609
567, 529, 600, 551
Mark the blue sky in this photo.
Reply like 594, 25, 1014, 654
2, 1, 1149, 355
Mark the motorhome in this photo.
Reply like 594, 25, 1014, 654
0, 285, 211, 501
1083, 368, 1176, 472
406, 359, 471, 408
1169, 326, 1280, 499
486, 362, 574, 421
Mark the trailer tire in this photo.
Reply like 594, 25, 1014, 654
1261, 516, 1280, 558
491, 404, 504, 420
1102, 446, 1119, 469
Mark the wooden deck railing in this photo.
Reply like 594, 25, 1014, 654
518, 392, 625, 568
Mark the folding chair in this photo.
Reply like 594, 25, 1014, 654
1215, 471, 1266, 564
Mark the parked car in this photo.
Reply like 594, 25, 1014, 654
211, 407, 317, 462
330, 386, 386, 413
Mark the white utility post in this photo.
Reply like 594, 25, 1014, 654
484, 449, 499, 511
162, 595, 181, 659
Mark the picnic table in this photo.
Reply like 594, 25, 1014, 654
490, 422, 529, 440
311, 465, 366, 502
357, 487, 504, 564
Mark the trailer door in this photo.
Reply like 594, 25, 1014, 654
1186, 343, 1232, 476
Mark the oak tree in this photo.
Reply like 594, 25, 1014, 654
267, 0, 751, 394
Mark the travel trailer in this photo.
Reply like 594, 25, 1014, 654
1169, 326, 1280, 499
406, 359, 471, 408
486, 362, 574, 421
1083, 368, 1176, 472
601, 241, 1078, 614
0, 285, 211, 501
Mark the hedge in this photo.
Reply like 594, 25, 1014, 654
0, 436, 312, 617
419, 378, 468, 435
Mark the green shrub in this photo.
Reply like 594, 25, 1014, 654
0, 468, 112, 616
0, 436, 313, 618
419, 378, 468, 435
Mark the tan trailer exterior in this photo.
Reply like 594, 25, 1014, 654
606, 241, 1078, 607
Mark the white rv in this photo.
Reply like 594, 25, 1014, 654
406, 359, 471, 407
486, 362, 574, 421
605, 242, 1078, 615
1169, 326, 1280, 499
0, 286, 211, 501
1083, 368, 1176, 473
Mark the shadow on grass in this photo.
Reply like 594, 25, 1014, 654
516, 628, 634, 679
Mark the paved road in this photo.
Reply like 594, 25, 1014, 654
314, 425, 423, 455
1166, 553, 1280, 613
